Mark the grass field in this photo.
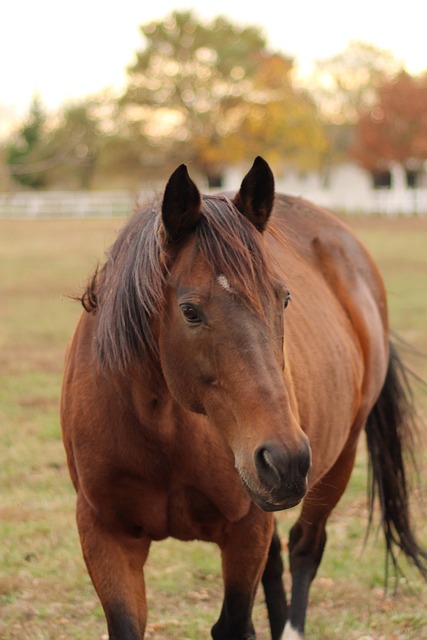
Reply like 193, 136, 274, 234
0, 213, 426, 640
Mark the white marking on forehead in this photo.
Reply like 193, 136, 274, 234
217, 274, 233, 294
281, 622, 303, 640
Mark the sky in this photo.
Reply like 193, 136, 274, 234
2, 0, 427, 128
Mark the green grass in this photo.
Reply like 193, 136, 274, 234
0, 215, 426, 639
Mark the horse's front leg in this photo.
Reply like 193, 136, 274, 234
76, 493, 151, 640
211, 509, 275, 640
262, 519, 288, 640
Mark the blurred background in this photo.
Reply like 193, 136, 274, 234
1, 4, 426, 638
1, 0, 427, 215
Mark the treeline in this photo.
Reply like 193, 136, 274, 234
2, 11, 427, 191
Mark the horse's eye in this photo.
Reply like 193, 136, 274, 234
180, 304, 203, 324
284, 291, 291, 309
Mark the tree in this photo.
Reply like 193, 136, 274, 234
6, 95, 48, 188
234, 54, 329, 171
352, 72, 427, 179
311, 41, 404, 124
122, 11, 328, 184
300, 41, 405, 173
5, 96, 106, 190
96, 117, 171, 188
39, 100, 103, 189
0, 146, 11, 191
193, 53, 329, 173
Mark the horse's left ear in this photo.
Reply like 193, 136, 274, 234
162, 164, 202, 243
233, 156, 275, 233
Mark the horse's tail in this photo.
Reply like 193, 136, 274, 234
365, 340, 427, 579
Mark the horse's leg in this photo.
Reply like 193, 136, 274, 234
283, 444, 358, 640
211, 510, 275, 640
262, 519, 288, 640
77, 494, 150, 640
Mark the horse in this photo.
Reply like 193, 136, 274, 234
61, 157, 426, 639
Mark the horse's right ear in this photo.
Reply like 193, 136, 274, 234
161, 164, 202, 243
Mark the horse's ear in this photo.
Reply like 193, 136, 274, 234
162, 164, 202, 243
233, 156, 275, 232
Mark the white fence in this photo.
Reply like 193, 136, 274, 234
284, 186, 427, 216
0, 191, 135, 219
1, 185, 427, 219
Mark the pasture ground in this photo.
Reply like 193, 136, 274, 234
0, 214, 426, 639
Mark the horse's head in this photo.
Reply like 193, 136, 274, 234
158, 157, 311, 511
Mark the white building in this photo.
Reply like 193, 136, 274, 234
222, 161, 427, 216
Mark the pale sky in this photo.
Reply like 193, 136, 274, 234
2, 0, 427, 126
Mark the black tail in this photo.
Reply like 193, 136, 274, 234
365, 340, 427, 579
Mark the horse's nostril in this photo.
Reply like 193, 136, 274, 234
259, 448, 282, 486
255, 444, 285, 489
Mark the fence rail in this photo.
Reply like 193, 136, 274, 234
302, 187, 427, 216
1, 188, 427, 219
0, 191, 136, 219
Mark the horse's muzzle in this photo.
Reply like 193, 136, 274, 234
249, 438, 311, 511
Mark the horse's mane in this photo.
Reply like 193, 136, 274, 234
83, 194, 277, 372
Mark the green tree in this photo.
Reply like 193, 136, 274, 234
0, 146, 11, 191
6, 96, 106, 190
122, 11, 328, 184
40, 100, 103, 189
6, 95, 48, 188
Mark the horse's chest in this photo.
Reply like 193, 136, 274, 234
109, 480, 237, 543
167, 486, 229, 542
83, 410, 251, 541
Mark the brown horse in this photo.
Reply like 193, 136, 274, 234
61, 157, 426, 639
